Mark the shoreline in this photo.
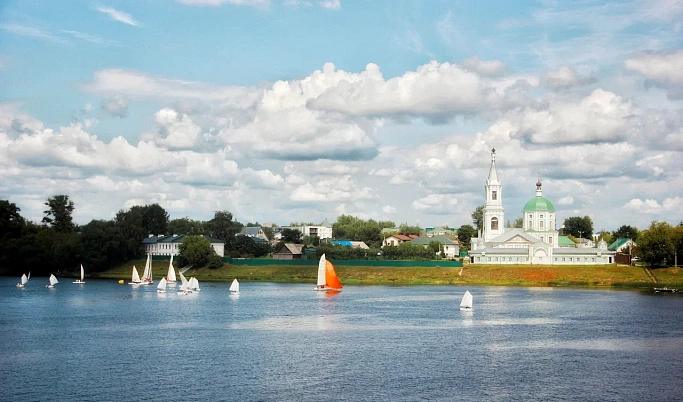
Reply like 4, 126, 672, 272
49, 260, 683, 289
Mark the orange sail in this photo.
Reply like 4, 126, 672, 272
325, 260, 342, 290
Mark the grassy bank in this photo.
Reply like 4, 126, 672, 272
85, 259, 681, 288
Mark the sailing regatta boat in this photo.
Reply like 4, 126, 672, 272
73, 264, 85, 284
460, 290, 473, 311
46, 274, 58, 289
177, 271, 191, 294
141, 253, 153, 285
230, 279, 240, 294
157, 277, 167, 293
166, 255, 177, 284
16, 273, 29, 288
313, 254, 342, 292
129, 265, 142, 285
189, 277, 201, 292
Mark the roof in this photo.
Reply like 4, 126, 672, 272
242, 227, 263, 235
608, 238, 631, 251
142, 235, 224, 244
558, 236, 576, 246
487, 228, 539, 244
236, 233, 269, 243
332, 240, 369, 249
386, 234, 419, 241
410, 236, 457, 245
523, 196, 556, 212
275, 243, 304, 255
553, 248, 615, 255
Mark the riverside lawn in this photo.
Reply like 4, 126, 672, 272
90, 259, 683, 288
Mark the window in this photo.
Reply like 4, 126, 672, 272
540, 214, 544, 219
491, 217, 499, 230
529, 214, 532, 218
549, 236, 553, 244
492, 190, 497, 200
529, 220, 532, 228
562, 257, 566, 261
554, 258, 558, 261
569, 257, 572, 262
509, 257, 512, 261
592, 258, 595, 262
487, 257, 491, 262
540, 221, 544, 228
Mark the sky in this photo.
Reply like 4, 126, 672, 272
1, 0, 682, 231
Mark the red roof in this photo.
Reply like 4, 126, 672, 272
391, 234, 420, 241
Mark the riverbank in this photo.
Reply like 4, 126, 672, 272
86, 259, 683, 288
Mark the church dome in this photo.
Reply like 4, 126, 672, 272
523, 196, 556, 212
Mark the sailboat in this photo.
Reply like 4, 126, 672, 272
157, 277, 167, 293
166, 255, 177, 284
230, 279, 240, 294
73, 264, 85, 284
189, 277, 201, 292
129, 265, 142, 285
141, 253, 153, 285
313, 254, 342, 292
16, 273, 29, 288
460, 290, 473, 311
46, 274, 58, 288
178, 271, 191, 294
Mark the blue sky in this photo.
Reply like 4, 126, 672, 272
1, 0, 682, 230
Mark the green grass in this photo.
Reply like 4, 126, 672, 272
86, 259, 669, 288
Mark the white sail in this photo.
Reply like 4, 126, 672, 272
460, 290, 473, 310
230, 278, 240, 293
141, 253, 153, 284
188, 277, 200, 291
157, 277, 167, 292
316, 254, 327, 287
80, 264, 84, 281
131, 265, 141, 283
167, 255, 177, 283
27, 272, 31, 281
177, 272, 190, 292
49, 274, 58, 286
21, 274, 28, 285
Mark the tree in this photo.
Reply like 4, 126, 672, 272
471, 205, 484, 232
141, 203, 169, 235
563, 216, 593, 239
637, 221, 674, 267
457, 224, 476, 251
398, 223, 422, 235
612, 225, 639, 241
0, 200, 25, 240
79, 220, 127, 272
281, 228, 302, 243
178, 235, 213, 268
42, 195, 75, 232
115, 207, 145, 259
302, 235, 320, 246
206, 211, 235, 251
168, 217, 204, 235
513, 217, 523, 228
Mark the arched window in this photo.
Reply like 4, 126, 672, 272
491, 217, 499, 231
492, 190, 497, 200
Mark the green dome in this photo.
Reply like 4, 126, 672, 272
523, 196, 555, 212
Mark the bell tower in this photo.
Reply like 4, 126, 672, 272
483, 147, 505, 241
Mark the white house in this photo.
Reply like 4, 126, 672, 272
274, 223, 333, 240
409, 236, 460, 258
142, 234, 225, 257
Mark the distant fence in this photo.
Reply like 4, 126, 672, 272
223, 258, 463, 268
615, 253, 632, 265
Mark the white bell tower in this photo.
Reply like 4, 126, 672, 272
483, 147, 505, 242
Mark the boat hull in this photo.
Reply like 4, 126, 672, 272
313, 286, 341, 292
16, 284, 24, 288
73, 280, 85, 284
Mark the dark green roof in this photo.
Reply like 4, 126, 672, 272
523, 196, 555, 212
608, 238, 630, 251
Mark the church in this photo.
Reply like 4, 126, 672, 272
468, 149, 615, 265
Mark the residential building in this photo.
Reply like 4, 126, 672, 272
142, 234, 225, 257
382, 234, 419, 247
240, 226, 269, 242
409, 236, 460, 258
274, 221, 333, 240
332, 240, 369, 249
273, 243, 304, 260
608, 238, 636, 253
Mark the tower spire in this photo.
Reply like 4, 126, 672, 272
486, 147, 499, 185
536, 171, 542, 196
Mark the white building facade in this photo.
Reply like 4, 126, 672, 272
469, 149, 615, 265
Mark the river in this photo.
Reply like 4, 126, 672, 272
1, 278, 681, 401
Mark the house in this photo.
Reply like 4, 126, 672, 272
235, 233, 270, 244
409, 236, 460, 258
577, 238, 595, 248
142, 234, 225, 257
608, 238, 636, 253
274, 221, 333, 240
273, 243, 304, 260
425, 226, 456, 237
558, 236, 576, 248
332, 240, 369, 249
382, 234, 419, 247
240, 226, 269, 242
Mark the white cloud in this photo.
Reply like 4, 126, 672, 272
0, 24, 68, 45
307, 61, 537, 121
144, 107, 202, 150
625, 51, 683, 98
319, 0, 340, 10
60, 30, 118, 46
101, 95, 130, 118
544, 66, 594, 89
289, 177, 377, 202
461, 57, 507, 77
623, 198, 663, 214
412, 194, 460, 215
96, 6, 140, 27
557, 196, 574, 205
382, 205, 397, 214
